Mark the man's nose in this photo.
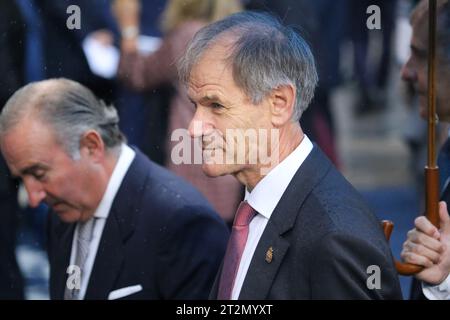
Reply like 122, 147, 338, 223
23, 179, 46, 208
188, 108, 213, 138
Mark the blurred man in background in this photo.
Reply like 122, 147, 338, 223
400, 0, 450, 300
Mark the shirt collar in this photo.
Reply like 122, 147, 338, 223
93, 144, 136, 219
245, 135, 313, 219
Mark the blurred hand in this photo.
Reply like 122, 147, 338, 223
401, 201, 450, 285
112, 0, 140, 54
121, 38, 138, 54
89, 29, 114, 46
112, 0, 140, 34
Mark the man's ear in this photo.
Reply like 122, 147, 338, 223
269, 84, 296, 127
79, 130, 105, 161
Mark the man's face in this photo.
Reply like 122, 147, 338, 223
187, 40, 273, 178
0, 118, 97, 223
401, 18, 450, 121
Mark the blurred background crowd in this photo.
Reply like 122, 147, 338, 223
0, 0, 440, 299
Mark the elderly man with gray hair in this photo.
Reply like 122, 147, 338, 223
178, 11, 402, 299
400, 0, 450, 300
0, 78, 229, 300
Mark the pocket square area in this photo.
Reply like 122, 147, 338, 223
108, 285, 143, 300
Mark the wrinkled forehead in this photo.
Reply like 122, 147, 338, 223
0, 116, 58, 160
188, 47, 234, 90
188, 35, 237, 80
0, 126, 68, 181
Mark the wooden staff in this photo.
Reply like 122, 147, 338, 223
382, 0, 440, 275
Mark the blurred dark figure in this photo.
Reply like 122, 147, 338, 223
115, 0, 171, 164
305, 0, 348, 166
34, 0, 119, 103
116, 0, 243, 222
0, 0, 25, 299
349, 0, 398, 115
244, 0, 345, 166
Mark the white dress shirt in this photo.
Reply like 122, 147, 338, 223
231, 135, 313, 300
69, 144, 135, 299
422, 274, 450, 300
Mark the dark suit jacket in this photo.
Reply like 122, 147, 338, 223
47, 149, 229, 299
210, 146, 402, 299
0, 0, 25, 300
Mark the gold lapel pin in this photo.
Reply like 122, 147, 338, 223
265, 247, 273, 263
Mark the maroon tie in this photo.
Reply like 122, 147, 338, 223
217, 201, 256, 300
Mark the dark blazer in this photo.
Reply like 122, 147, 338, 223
0, 156, 24, 300
0, 0, 25, 300
47, 149, 229, 299
210, 145, 402, 299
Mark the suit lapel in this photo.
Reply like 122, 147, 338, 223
83, 209, 126, 299
238, 145, 332, 299
84, 149, 148, 299
438, 138, 450, 192
209, 261, 223, 299
440, 181, 450, 206
51, 221, 75, 299
238, 222, 290, 299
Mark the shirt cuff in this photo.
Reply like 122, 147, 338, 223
422, 274, 450, 300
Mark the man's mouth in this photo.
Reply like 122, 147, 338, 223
51, 202, 65, 210
46, 200, 68, 211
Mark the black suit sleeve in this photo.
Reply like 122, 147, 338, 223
0, 0, 24, 107
310, 232, 402, 299
0, 1, 25, 299
155, 205, 229, 299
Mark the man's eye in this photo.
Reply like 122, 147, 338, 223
210, 102, 224, 109
33, 172, 46, 181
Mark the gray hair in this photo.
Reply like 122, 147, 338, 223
178, 11, 318, 121
0, 78, 125, 159
412, 0, 450, 66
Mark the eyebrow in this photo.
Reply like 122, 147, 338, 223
189, 94, 224, 105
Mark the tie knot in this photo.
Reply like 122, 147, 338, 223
234, 201, 256, 227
